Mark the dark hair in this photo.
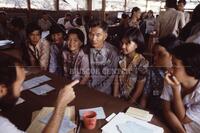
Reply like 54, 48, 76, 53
0, 53, 23, 90
191, 4, 200, 23
89, 19, 108, 32
157, 34, 181, 53
50, 24, 66, 36
166, 0, 177, 8
122, 13, 129, 19
75, 18, 82, 26
10, 17, 25, 29
131, 7, 140, 17
178, 0, 186, 5
67, 28, 85, 44
26, 22, 42, 36
172, 43, 200, 79
122, 27, 145, 53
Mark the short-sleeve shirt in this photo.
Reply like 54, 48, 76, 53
160, 82, 200, 133
63, 49, 89, 81
118, 53, 149, 99
88, 42, 119, 95
0, 116, 26, 133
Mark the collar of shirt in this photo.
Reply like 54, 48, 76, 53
119, 53, 140, 71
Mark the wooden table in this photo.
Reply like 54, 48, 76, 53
1, 72, 172, 133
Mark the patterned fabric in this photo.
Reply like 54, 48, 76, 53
88, 42, 119, 95
49, 41, 67, 76
143, 67, 165, 112
26, 39, 50, 70
63, 49, 89, 81
118, 53, 149, 99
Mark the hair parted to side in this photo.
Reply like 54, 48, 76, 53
88, 19, 108, 32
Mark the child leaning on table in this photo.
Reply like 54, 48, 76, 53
160, 43, 200, 133
139, 34, 180, 116
62, 28, 90, 85
113, 27, 149, 104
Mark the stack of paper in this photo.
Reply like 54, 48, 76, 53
125, 107, 153, 122
101, 112, 163, 133
27, 106, 76, 133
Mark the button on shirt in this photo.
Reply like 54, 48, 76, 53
160, 82, 200, 133
88, 42, 119, 95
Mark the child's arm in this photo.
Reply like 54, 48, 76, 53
163, 100, 186, 133
129, 79, 146, 104
165, 73, 192, 123
113, 75, 120, 97
139, 93, 148, 109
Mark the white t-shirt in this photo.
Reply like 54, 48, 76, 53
160, 82, 200, 133
0, 116, 26, 133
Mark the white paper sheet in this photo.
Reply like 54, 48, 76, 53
40, 112, 76, 133
79, 107, 106, 120
23, 75, 51, 90
30, 84, 55, 95
101, 112, 163, 133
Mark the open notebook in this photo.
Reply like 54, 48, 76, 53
26, 106, 75, 133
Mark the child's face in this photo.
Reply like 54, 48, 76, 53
121, 38, 137, 55
29, 30, 41, 45
171, 57, 186, 82
153, 45, 172, 68
52, 32, 64, 45
67, 33, 82, 53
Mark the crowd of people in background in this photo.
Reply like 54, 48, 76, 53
1, 0, 200, 132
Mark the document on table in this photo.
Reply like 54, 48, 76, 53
30, 84, 55, 95
79, 107, 106, 120
101, 112, 163, 133
126, 107, 153, 122
40, 112, 76, 133
23, 75, 51, 90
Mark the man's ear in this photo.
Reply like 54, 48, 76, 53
104, 32, 108, 41
0, 84, 7, 98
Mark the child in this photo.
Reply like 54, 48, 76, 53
140, 34, 180, 115
26, 22, 50, 70
49, 24, 67, 75
63, 28, 89, 85
161, 43, 200, 133
113, 28, 149, 104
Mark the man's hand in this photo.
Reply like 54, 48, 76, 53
56, 80, 79, 108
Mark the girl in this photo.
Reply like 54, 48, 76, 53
114, 28, 149, 104
63, 28, 89, 85
161, 43, 200, 133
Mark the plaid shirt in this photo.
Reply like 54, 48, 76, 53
26, 38, 50, 70
88, 42, 119, 95
63, 49, 89, 81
